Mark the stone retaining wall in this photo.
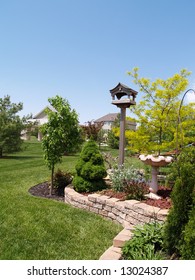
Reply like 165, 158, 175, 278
64, 187, 168, 228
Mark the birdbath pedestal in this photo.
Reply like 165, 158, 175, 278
139, 154, 173, 196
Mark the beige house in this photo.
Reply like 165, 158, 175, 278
33, 106, 56, 141
94, 113, 136, 131
94, 113, 119, 130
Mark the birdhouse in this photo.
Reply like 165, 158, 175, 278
110, 82, 137, 108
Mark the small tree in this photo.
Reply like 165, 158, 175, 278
72, 140, 107, 193
0, 95, 24, 157
41, 95, 81, 195
81, 121, 103, 141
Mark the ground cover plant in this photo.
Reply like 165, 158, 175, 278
122, 222, 165, 260
0, 139, 122, 260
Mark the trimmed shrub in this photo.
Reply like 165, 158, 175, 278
53, 169, 72, 195
72, 140, 107, 193
122, 222, 165, 260
163, 147, 195, 257
180, 205, 195, 259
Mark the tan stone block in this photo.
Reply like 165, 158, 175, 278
88, 193, 101, 202
89, 207, 99, 214
110, 245, 122, 254
115, 201, 126, 211
123, 221, 134, 230
118, 211, 126, 220
136, 213, 152, 224
99, 209, 108, 216
113, 234, 131, 248
138, 203, 161, 217
96, 195, 110, 204
108, 212, 116, 220
106, 197, 120, 206
157, 209, 169, 221
126, 215, 140, 226
65, 187, 75, 194
76, 196, 88, 204
92, 203, 103, 209
104, 205, 112, 212
85, 200, 93, 207
80, 204, 89, 211
119, 228, 134, 238
124, 200, 140, 209
99, 246, 122, 260
112, 207, 119, 215
115, 215, 124, 225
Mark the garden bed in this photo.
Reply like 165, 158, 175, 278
94, 186, 171, 209
29, 183, 172, 209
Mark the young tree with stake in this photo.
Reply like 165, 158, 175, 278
41, 95, 81, 195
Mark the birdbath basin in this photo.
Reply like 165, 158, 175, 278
139, 154, 173, 195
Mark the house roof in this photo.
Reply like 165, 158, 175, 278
94, 113, 118, 123
33, 105, 56, 119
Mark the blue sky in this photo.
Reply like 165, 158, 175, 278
0, 0, 195, 124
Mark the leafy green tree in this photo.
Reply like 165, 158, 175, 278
41, 95, 81, 195
126, 68, 195, 154
0, 95, 24, 157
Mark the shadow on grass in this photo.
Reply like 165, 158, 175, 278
1, 155, 42, 160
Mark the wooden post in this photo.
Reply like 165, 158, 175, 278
119, 107, 126, 166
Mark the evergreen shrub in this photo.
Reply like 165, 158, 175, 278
180, 205, 195, 259
163, 147, 195, 257
72, 140, 107, 192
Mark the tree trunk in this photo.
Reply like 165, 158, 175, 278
50, 165, 54, 196
0, 147, 3, 158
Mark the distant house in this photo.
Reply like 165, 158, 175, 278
94, 113, 136, 131
94, 113, 119, 130
33, 106, 56, 141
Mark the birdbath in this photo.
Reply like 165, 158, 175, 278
139, 154, 173, 195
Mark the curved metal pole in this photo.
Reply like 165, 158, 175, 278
176, 89, 195, 150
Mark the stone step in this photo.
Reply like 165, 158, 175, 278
99, 246, 122, 260
113, 231, 133, 248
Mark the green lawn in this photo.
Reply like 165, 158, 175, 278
0, 140, 122, 260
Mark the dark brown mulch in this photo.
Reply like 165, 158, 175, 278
29, 182, 64, 202
145, 186, 172, 209
99, 186, 172, 209
29, 182, 172, 209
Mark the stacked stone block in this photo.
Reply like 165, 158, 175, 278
64, 187, 168, 260
65, 187, 168, 227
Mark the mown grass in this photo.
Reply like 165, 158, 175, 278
0, 139, 122, 260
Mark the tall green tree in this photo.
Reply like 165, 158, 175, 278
0, 95, 23, 157
126, 68, 195, 154
41, 95, 81, 195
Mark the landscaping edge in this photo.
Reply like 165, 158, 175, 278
64, 186, 169, 260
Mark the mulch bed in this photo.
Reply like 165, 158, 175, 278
98, 186, 172, 209
29, 182, 172, 209
29, 182, 64, 202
